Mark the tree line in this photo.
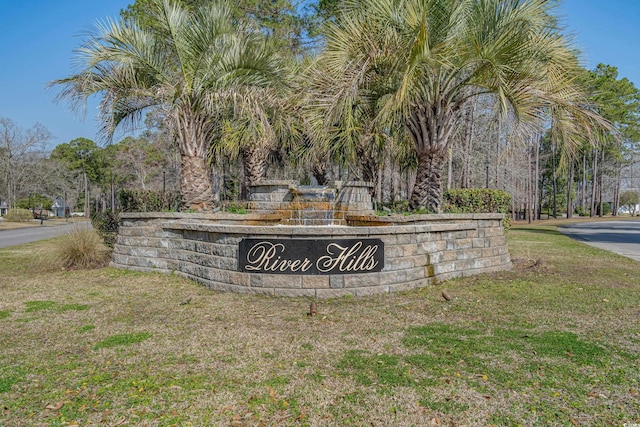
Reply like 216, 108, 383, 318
2, 0, 639, 219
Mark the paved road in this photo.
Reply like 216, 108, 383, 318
558, 220, 640, 262
0, 221, 91, 249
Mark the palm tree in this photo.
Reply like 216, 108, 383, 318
51, 0, 289, 210
312, 0, 609, 211
211, 79, 300, 191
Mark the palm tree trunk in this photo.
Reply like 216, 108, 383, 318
175, 112, 215, 210
407, 103, 455, 211
242, 146, 270, 188
409, 150, 446, 212
312, 162, 329, 186
181, 155, 214, 210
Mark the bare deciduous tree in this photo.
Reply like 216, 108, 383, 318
0, 117, 52, 209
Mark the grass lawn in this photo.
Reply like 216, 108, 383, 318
0, 218, 85, 231
0, 222, 638, 426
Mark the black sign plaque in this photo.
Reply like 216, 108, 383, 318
238, 238, 384, 275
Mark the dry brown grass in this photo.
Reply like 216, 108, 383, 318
0, 223, 639, 426
0, 220, 40, 230
34, 226, 111, 271
0, 218, 79, 230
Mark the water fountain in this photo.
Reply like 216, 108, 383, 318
282, 185, 340, 226
111, 179, 511, 297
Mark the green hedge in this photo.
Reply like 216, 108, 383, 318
443, 188, 511, 227
118, 190, 181, 213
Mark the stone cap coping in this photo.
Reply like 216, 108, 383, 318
119, 212, 504, 223
330, 180, 374, 190
164, 220, 479, 236
248, 180, 297, 187
348, 213, 505, 224
119, 211, 283, 221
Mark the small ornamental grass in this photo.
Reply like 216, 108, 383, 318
37, 227, 111, 271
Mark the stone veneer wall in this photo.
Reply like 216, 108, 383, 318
246, 180, 296, 212
333, 181, 374, 215
111, 212, 511, 298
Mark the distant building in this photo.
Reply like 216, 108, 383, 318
33, 209, 52, 219
51, 197, 70, 217
0, 200, 8, 216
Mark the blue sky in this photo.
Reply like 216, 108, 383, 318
0, 0, 638, 149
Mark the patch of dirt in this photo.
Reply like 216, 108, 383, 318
510, 256, 548, 272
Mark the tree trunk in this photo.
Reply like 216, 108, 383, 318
181, 155, 215, 210
598, 149, 605, 217
110, 177, 115, 211
409, 150, 446, 212
242, 146, 270, 188
527, 141, 533, 223
581, 150, 587, 213
312, 162, 329, 186
406, 101, 457, 211
535, 137, 541, 220
84, 171, 90, 219
356, 139, 379, 184
376, 165, 383, 205
612, 162, 621, 216
566, 159, 574, 219
174, 110, 216, 210
446, 147, 453, 191
495, 113, 501, 189
391, 158, 399, 202
461, 101, 474, 188
590, 149, 598, 217
552, 143, 558, 219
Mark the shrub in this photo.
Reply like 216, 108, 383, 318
37, 227, 110, 271
443, 188, 511, 227
91, 210, 120, 248
3, 209, 33, 222
595, 202, 611, 216
443, 188, 511, 214
119, 189, 181, 212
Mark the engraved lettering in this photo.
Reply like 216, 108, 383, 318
244, 241, 312, 272
317, 242, 379, 273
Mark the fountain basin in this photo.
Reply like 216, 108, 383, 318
247, 180, 374, 226
111, 212, 511, 298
